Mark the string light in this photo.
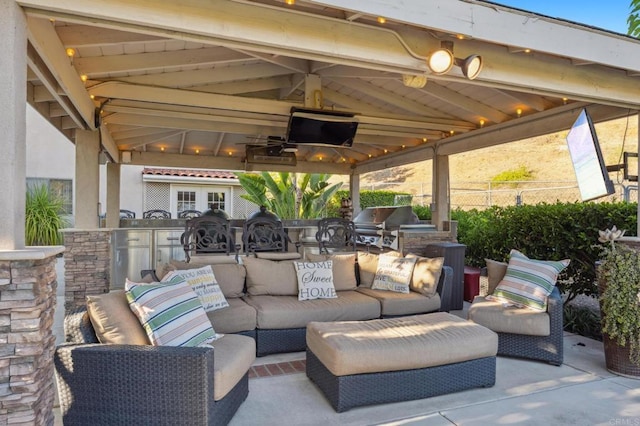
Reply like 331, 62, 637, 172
377, 16, 386, 24
80, 75, 88, 82
479, 119, 485, 128
160, 147, 165, 152
516, 108, 522, 118
65, 48, 76, 58
195, 149, 200, 154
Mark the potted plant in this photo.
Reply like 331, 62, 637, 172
596, 226, 640, 378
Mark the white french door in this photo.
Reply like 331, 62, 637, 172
171, 185, 231, 217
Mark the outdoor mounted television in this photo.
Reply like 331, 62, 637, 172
565, 108, 615, 201
286, 107, 358, 147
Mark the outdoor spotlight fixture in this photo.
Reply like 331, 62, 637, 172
427, 41, 483, 80
427, 41, 454, 75
455, 54, 483, 80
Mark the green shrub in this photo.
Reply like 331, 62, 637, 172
412, 205, 431, 220
455, 202, 638, 303
327, 189, 414, 217
491, 165, 534, 188
563, 304, 602, 341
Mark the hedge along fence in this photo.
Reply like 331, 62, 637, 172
453, 202, 638, 304
327, 190, 419, 217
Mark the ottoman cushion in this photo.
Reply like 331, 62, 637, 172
306, 312, 498, 376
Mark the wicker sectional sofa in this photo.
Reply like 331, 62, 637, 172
153, 251, 452, 356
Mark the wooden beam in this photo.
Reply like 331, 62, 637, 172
26, 17, 96, 129
75, 47, 250, 76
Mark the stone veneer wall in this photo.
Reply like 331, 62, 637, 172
62, 230, 111, 310
0, 249, 63, 426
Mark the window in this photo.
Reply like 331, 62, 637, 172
208, 191, 226, 211
177, 190, 197, 211
26, 178, 73, 214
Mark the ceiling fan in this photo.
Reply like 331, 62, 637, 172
237, 136, 298, 153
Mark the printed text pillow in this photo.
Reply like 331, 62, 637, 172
294, 260, 337, 301
371, 254, 417, 294
162, 265, 229, 312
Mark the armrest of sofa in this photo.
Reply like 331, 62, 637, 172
437, 265, 453, 312
55, 343, 216, 424
547, 286, 563, 330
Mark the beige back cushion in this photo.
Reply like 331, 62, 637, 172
485, 258, 508, 295
243, 256, 298, 296
255, 252, 302, 260
406, 254, 445, 297
163, 260, 246, 298
305, 253, 357, 291
86, 290, 149, 345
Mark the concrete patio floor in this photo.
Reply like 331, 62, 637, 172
52, 258, 640, 425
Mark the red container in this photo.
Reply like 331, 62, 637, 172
463, 266, 481, 302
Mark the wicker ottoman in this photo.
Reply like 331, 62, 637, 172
306, 312, 498, 412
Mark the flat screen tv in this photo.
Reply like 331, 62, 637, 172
286, 107, 358, 147
566, 108, 615, 201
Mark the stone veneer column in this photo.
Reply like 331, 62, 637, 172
0, 247, 64, 426
62, 230, 111, 310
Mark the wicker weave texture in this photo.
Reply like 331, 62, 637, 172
256, 328, 307, 356
56, 308, 250, 425
306, 350, 496, 412
496, 287, 563, 365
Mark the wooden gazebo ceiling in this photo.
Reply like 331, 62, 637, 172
21, 0, 640, 175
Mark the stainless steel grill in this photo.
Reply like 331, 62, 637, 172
353, 206, 434, 250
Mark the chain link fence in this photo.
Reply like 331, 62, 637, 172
359, 181, 638, 210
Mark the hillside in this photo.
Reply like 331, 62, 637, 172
361, 115, 639, 193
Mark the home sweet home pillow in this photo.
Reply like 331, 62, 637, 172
294, 260, 337, 301
162, 265, 229, 312
371, 254, 417, 294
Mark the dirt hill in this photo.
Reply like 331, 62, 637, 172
361, 115, 639, 191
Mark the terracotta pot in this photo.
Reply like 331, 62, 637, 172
602, 334, 640, 378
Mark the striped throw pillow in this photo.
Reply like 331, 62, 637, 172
491, 249, 569, 311
125, 279, 217, 347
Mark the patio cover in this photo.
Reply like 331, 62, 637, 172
1, 0, 640, 248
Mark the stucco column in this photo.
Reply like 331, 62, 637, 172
75, 130, 101, 228
0, 0, 27, 250
105, 162, 121, 228
431, 154, 450, 231
349, 172, 361, 217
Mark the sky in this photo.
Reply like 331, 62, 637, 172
494, 0, 631, 34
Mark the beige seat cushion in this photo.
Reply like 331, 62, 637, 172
243, 257, 298, 296
162, 261, 246, 298
305, 253, 357, 291
468, 296, 550, 336
211, 334, 256, 401
356, 287, 440, 316
307, 313, 498, 376
86, 290, 149, 345
243, 291, 380, 329
206, 298, 257, 334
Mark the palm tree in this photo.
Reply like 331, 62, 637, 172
629, 0, 640, 37
235, 172, 342, 219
